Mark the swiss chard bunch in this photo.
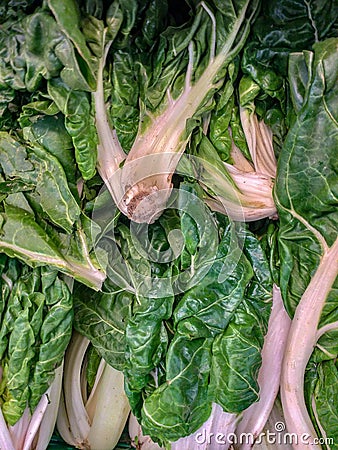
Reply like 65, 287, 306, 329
0, 255, 72, 448
275, 37, 338, 447
73, 184, 273, 446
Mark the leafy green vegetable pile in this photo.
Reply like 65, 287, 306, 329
0, 0, 337, 449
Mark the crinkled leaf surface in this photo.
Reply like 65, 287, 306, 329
48, 78, 98, 180
78, 185, 272, 445
275, 37, 338, 444
274, 38, 338, 314
0, 132, 80, 233
0, 260, 72, 425
73, 283, 131, 370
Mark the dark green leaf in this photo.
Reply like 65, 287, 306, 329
125, 293, 174, 392
30, 273, 73, 409
0, 262, 72, 425
73, 284, 131, 370
313, 361, 338, 449
275, 38, 338, 314
209, 300, 263, 412
141, 336, 212, 443
2, 307, 35, 424
47, 0, 96, 90
0, 132, 80, 232
48, 78, 98, 180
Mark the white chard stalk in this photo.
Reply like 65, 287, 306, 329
93, 36, 127, 207
129, 413, 164, 450
57, 331, 130, 450
0, 364, 63, 450
239, 107, 276, 178
281, 238, 338, 449
202, 110, 277, 222
26, 364, 64, 450
95, 1, 256, 223
235, 285, 291, 449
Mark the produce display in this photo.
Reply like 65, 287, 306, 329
0, 0, 337, 449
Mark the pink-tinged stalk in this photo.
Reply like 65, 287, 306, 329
201, 162, 276, 222
239, 108, 277, 178
0, 408, 15, 450
281, 238, 338, 449
235, 285, 291, 449
129, 413, 164, 450
171, 403, 238, 450
205, 196, 276, 222
208, 165, 276, 221
93, 37, 127, 206
116, 2, 254, 223
28, 363, 64, 450
202, 108, 277, 222
22, 398, 49, 450
8, 408, 30, 450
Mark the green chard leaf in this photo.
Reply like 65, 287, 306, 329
209, 299, 264, 413
242, 0, 338, 88
19, 100, 77, 186
313, 360, 338, 449
125, 291, 174, 393
0, 204, 70, 271
47, 0, 97, 90
85, 345, 102, 392
109, 49, 140, 151
2, 306, 35, 424
73, 282, 132, 370
275, 38, 338, 314
30, 269, 73, 409
240, 0, 338, 143
276, 37, 338, 446
0, 260, 73, 425
0, 136, 104, 289
0, 132, 80, 233
174, 223, 253, 339
141, 336, 213, 443
48, 78, 98, 180
125, 207, 271, 444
